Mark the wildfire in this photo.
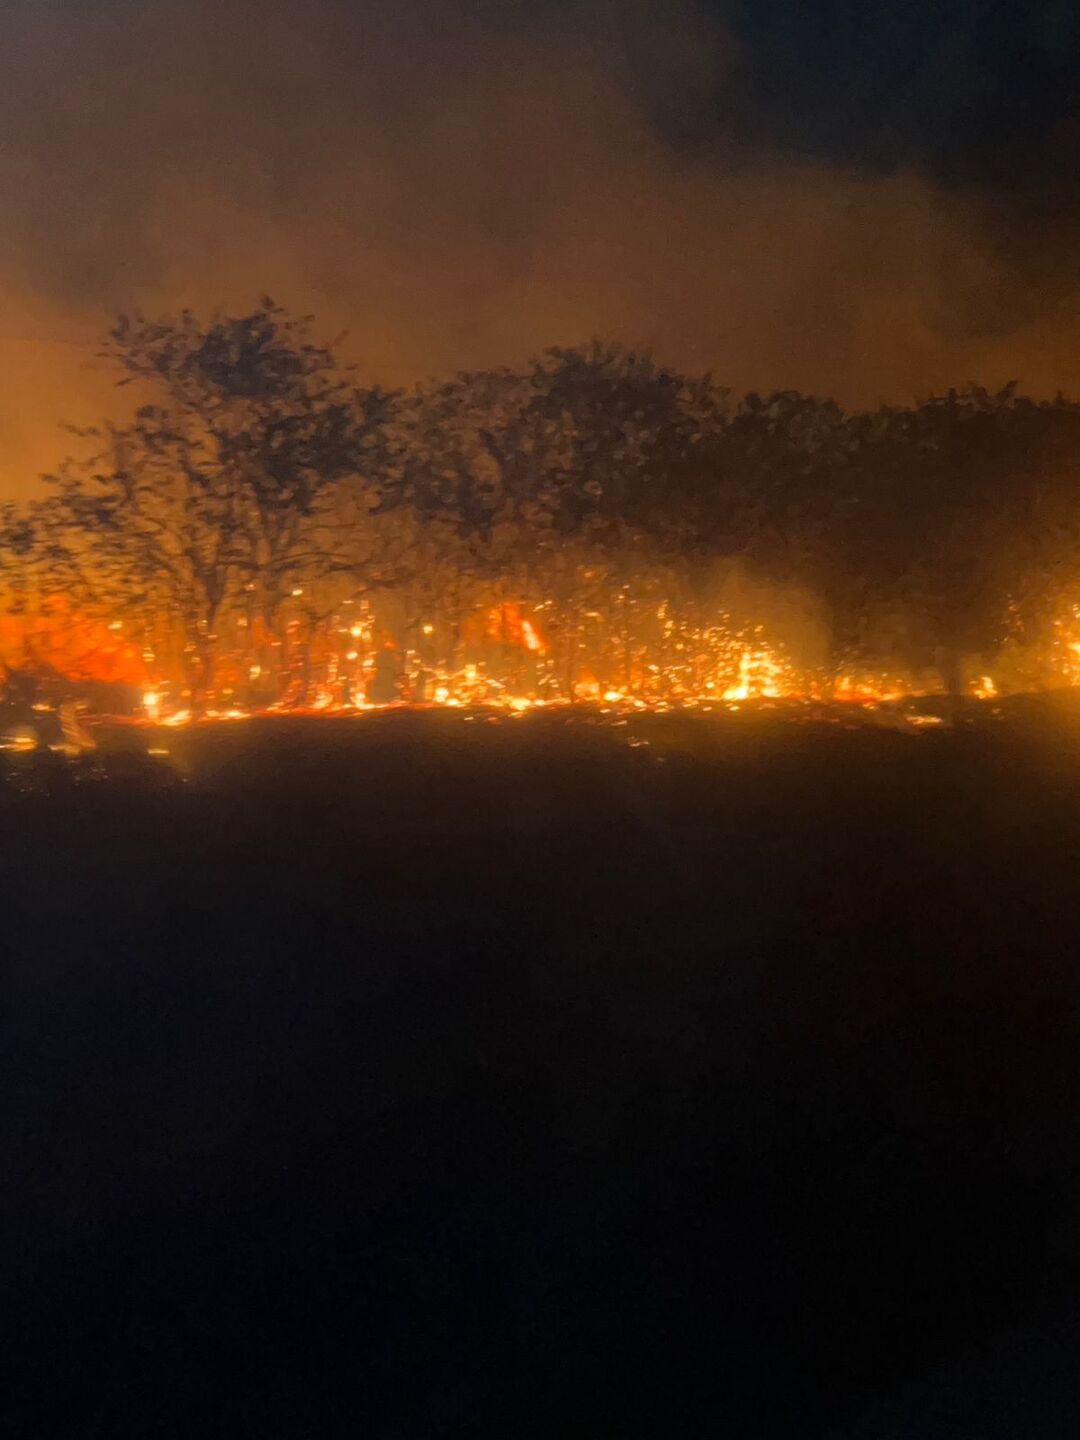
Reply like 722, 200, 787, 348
833, 674, 906, 704
0, 598, 146, 687
19, 589, 1067, 731
521, 618, 542, 653
483, 602, 547, 654
722, 648, 785, 702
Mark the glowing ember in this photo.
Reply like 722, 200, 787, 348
0, 729, 37, 753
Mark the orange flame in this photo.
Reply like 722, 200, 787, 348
484, 602, 547, 653
0, 599, 146, 686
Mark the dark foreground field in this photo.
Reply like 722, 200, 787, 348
5, 704, 1080, 1437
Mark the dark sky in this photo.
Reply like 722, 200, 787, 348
2, 0, 1079, 493
721, 0, 1079, 176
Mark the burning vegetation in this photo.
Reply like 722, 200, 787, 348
5, 303, 1080, 724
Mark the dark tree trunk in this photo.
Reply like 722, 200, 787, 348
935, 644, 966, 723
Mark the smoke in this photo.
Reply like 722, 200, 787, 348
703, 560, 832, 675
0, 0, 1076, 495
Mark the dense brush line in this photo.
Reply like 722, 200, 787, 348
3, 303, 1080, 702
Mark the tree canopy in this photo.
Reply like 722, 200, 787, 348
8, 301, 1080, 706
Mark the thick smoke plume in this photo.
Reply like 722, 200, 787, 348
0, 0, 1074, 495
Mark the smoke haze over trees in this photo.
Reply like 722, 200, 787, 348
2, 0, 1080, 494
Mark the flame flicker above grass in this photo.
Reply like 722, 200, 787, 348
13, 588, 1080, 727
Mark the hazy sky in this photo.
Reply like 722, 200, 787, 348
1, 0, 1079, 494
